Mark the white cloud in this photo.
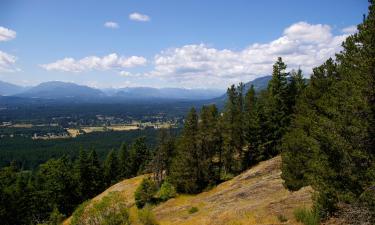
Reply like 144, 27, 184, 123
341, 25, 357, 34
41, 53, 147, 72
129, 12, 150, 22
0, 26, 16, 42
145, 21, 350, 88
104, 21, 119, 29
0, 51, 18, 72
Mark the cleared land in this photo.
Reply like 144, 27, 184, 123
65, 156, 313, 225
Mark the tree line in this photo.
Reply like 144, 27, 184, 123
0, 137, 152, 225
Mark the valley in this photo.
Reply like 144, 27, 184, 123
0, 1, 373, 224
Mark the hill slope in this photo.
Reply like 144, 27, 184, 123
0, 80, 28, 96
16, 81, 105, 100
65, 156, 313, 225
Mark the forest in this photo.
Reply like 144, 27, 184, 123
1, 1, 374, 225
0, 128, 162, 169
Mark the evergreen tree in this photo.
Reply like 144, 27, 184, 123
119, 143, 131, 179
260, 57, 289, 157
34, 156, 79, 217
103, 150, 120, 186
198, 104, 222, 185
129, 137, 150, 176
170, 107, 201, 193
287, 68, 306, 114
222, 83, 245, 174
76, 149, 91, 200
87, 149, 104, 197
243, 85, 260, 168
0, 163, 29, 225
152, 128, 175, 185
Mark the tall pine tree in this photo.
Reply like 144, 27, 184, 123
119, 143, 131, 179
152, 128, 175, 185
243, 85, 260, 168
103, 150, 120, 186
170, 108, 201, 193
222, 84, 245, 174
261, 57, 289, 157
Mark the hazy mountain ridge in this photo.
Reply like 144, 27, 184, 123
0, 81, 29, 96
0, 76, 272, 102
15, 81, 106, 100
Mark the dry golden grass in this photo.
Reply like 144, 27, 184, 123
81, 126, 106, 133
66, 128, 80, 137
64, 156, 313, 225
109, 125, 140, 131
153, 156, 313, 225
63, 175, 146, 225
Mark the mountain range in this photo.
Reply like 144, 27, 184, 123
0, 81, 29, 96
0, 76, 272, 102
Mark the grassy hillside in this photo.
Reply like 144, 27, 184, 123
65, 156, 313, 225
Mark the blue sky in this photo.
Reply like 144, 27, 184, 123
0, 0, 369, 89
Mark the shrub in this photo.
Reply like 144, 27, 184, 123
157, 181, 177, 202
138, 205, 159, 225
293, 207, 319, 225
220, 172, 235, 181
277, 214, 288, 222
47, 207, 65, 225
188, 206, 198, 214
359, 188, 375, 219
135, 177, 158, 208
71, 192, 130, 225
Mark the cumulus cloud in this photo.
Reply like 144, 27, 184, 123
0, 26, 16, 42
129, 12, 150, 22
104, 21, 119, 29
341, 25, 357, 34
0, 51, 18, 72
146, 21, 351, 88
41, 53, 147, 72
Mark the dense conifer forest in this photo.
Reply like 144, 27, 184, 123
0, 1, 374, 224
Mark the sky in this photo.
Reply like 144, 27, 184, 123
0, 0, 369, 89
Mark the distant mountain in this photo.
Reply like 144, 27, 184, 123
210, 75, 272, 106
1, 76, 271, 103
8, 81, 222, 102
113, 87, 223, 100
0, 81, 28, 96
243, 75, 272, 93
16, 81, 105, 100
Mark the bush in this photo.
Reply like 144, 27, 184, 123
293, 207, 319, 225
359, 188, 375, 219
138, 205, 159, 225
135, 177, 158, 208
47, 207, 65, 225
157, 181, 177, 202
277, 214, 288, 222
71, 192, 130, 225
188, 206, 198, 214
220, 172, 235, 181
